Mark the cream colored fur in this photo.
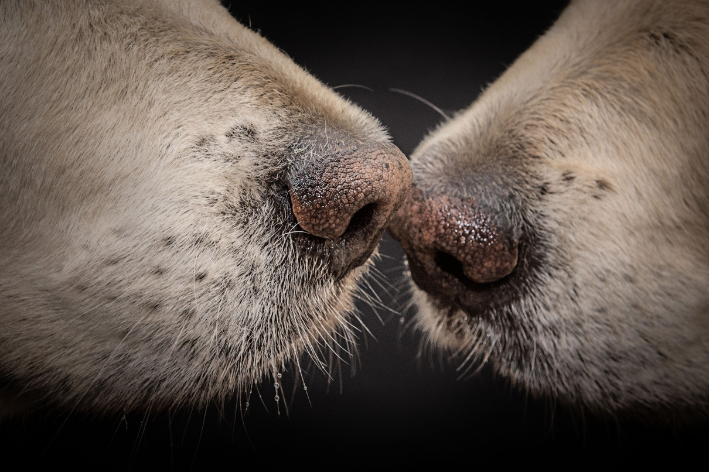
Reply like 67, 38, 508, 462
408, 0, 709, 415
0, 0, 391, 416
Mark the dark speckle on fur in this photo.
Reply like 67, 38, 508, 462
220, 202, 240, 218
147, 301, 161, 311
193, 233, 210, 247
205, 194, 219, 206
225, 124, 257, 141
562, 171, 576, 182
214, 276, 234, 293
595, 179, 612, 192
647, 30, 687, 55
195, 271, 207, 281
195, 136, 214, 149
194, 130, 245, 163
73, 285, 88, 295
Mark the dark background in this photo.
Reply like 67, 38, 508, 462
2, 1, 707, 468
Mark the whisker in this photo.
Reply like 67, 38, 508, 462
389, 88, 450, 120
332, 84, 374, 92
367, 267, 398, 302
283, 230, 308, 237
254, 384, 268, 413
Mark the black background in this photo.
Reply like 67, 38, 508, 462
2, 1, 708, 468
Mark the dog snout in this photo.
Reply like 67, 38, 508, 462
389, 185, 518, 297
287, 139, 412, 275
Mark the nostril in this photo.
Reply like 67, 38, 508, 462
342, 202, 377, 238
434, 249, 514, 286
434, 251, 467, 283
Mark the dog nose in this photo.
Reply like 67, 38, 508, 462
289, 144, 410, 241
389, 185, 518, 289
287, 140, 412, 275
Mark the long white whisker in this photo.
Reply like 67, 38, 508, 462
389, 88, 450, 120
332, 84, 374, 92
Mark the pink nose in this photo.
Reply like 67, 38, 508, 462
389, 186, 518, 286
287, 141, 412, 274
289, 143, 411, 241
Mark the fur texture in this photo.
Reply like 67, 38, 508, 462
0, 0, 409, 415
391, 0, 709, 416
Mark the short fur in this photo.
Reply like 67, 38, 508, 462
399, 0, 709, 416
0, 0, 395, 415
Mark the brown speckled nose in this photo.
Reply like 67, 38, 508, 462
389, 186, 518, 291
288, 141, 412, 275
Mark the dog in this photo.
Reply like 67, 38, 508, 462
0, 0, 411, 416
390, 0, 709, 418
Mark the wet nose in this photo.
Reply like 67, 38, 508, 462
389, 186, 518, 289
287, 141, 412, 274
